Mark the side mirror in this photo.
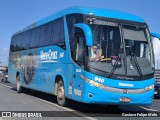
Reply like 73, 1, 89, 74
74, 23, 92, 46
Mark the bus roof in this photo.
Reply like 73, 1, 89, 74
14, 6, 145, 35
151, 32, 160, 39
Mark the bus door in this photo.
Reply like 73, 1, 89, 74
71, 33, 85, 99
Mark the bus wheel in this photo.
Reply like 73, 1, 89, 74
16, 75, 23, 93
57, 80, 66, 106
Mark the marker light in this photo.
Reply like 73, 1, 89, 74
89, 80, 100, 87
145, 84, 154, 91
80, 75, 154, 94
81, 75, 104, 88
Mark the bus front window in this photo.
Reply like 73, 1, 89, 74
123, 25, 153, 77
86, 18, 154, 79
88, 24, 125, 77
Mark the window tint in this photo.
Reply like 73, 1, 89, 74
10, 36, 15, 52
66, 14, 83, 43
10, 31, 31, 52
30, 27, 41, 49
89, 24, 121, 60
10, 17, 65, 52
39, 17, 65, 49
50, 18, 65, 47
123, 25, 147, 41
39, 23, 51, 46
10, 34, 22, 52
21, 31, 31, 50
66, 14, 84, 57
75, 35, 85, 64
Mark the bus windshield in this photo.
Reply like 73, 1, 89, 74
87, 18, 153, 79
88, 24, 125, 77
123, 25, 152, 77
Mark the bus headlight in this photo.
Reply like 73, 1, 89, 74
81, 75, 103, 88
89, 80, 100, 87
145, 85, 154, 91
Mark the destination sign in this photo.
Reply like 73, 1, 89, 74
93, 19, 118, 26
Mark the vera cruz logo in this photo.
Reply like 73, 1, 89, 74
119, 82, 134, 87
40, 50, 58, 62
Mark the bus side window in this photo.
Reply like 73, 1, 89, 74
10, 36, 16, 52
75, 35, 85, 64
74, 34, 85, 66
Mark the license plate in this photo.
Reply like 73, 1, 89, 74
119, 97, 130, 103
154, 91, 157, 94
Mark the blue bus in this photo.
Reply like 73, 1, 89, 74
151, 33, 160, 98
9, 6, 155, 106
151, 33, 160, 82
151, 33, 160, 70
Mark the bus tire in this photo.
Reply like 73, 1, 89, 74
57, 80, 67, 106
16, 75, 23, 93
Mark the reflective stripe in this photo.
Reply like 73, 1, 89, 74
81, 75, 151, 94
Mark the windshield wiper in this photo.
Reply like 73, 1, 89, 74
127, 46, 142, 79
108, 56, 121, 78
130, 53, 142, 78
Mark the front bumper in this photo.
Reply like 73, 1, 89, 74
83, 84, 154, 106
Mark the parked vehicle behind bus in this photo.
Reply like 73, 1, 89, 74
8, 7, 155, 106
1, 68, 8, 83
0, 66, 8, 83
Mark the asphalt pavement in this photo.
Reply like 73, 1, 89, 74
0, 81, 160, 120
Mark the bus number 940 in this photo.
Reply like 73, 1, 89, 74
94, 77, 104, 83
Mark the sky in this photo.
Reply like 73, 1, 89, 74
0, 0, 160, 65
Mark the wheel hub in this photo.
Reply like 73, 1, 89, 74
57, 86, 64, 100
17, 77, 20, 90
